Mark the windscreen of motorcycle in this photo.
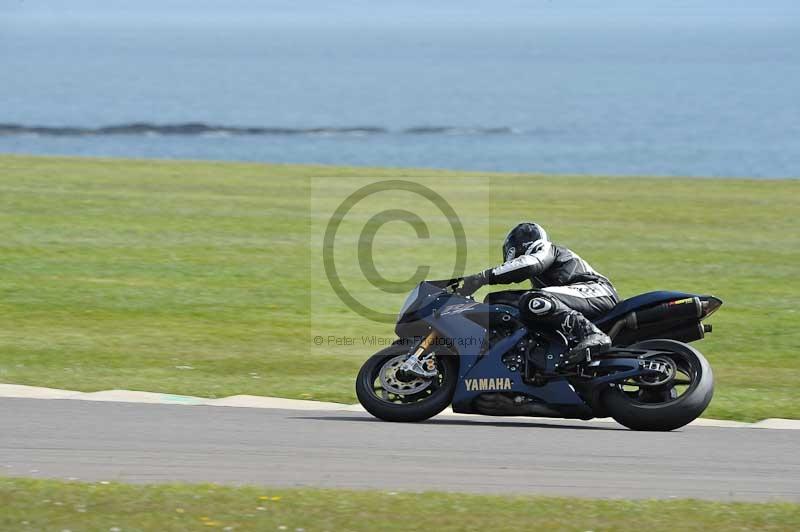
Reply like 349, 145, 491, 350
398, 284, 421, 320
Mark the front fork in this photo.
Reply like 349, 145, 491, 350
398, 331, 439, 379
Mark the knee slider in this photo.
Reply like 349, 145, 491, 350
520, 292, 558, 319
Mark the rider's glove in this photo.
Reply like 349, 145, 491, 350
458, 270, 490, 296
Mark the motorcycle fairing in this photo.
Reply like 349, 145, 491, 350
400, 294, 591, 416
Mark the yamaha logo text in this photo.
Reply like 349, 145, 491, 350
464, 377, 513, 391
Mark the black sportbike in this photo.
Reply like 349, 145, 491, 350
356, 279, 721, 431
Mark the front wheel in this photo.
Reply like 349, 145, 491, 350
356, 343, 458, 422
602, 339, 714, 431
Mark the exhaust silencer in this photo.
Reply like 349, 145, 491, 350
625, 297, 702, 330
667, 322, 706, 343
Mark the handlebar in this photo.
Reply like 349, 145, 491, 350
427, 277, 463, 293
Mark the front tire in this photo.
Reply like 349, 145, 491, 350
602, 339, 714, 431
356, 343, 458, 422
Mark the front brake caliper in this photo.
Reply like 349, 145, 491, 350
399, 353, 438, 379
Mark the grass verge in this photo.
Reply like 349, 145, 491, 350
1, 477, 799, 531
0, 154, 798, 420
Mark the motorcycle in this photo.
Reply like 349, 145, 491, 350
356, 278, 722, 431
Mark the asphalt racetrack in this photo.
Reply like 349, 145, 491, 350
1, 398, 798, 502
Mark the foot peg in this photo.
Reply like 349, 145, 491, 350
556, 312, 612, 370
554, 338, 610, 370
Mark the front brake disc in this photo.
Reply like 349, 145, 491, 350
379, 355, 433, 395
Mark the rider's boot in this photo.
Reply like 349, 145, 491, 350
555, 311, 611, 370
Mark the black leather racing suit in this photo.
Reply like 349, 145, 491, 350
482, 242, 619, 327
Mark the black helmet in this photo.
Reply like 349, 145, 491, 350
502, 222, 550, 261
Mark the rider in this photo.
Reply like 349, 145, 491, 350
458, 222, 618, 369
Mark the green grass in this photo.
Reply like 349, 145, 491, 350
0, 154, 798, 421
1, 477, 798, 531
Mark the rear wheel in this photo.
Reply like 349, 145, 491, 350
356, 343, 458, 422
602, 339, 714, 431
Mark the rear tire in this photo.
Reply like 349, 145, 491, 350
356, 344, 458, 422
602, 339, 714, 431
